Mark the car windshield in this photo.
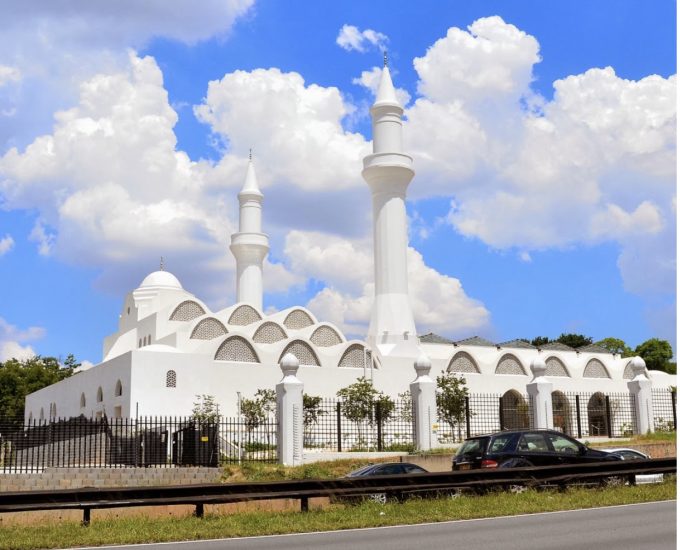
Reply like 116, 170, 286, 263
456, 437, 489, 456
347, 465, 376, 477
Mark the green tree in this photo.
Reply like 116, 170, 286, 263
531, 336, 550, 347
191, 394, 219, 423
635, 338, 675, 374
595, 337, 634, 357
556, 333, 593, 348
397, 390, 413, 423
0, 356, 74, 419
436, 372, 469, 441
337, 377, 392, 449
240, 389, 276, 432
302, 394, 324, 445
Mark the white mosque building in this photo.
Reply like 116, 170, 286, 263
25, 64, 675, 422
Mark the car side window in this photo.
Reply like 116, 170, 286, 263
379, 464, 404, 475
489, 435, 513, 452
518, 433, 549, 452
404, 464, 425, 473
547, 434, 580, 454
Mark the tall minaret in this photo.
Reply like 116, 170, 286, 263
363, 57, 419, 355
230, 153, 269, 311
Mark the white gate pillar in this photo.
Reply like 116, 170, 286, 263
410, 354, 437, 451
627, 356, 654, 435
527, 357, 554, 430
276, 353, 304, 466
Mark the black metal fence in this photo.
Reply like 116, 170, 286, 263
436, 393, 535, 444
0, 416, 277, 472
304, 398, 414, 452
557, 392, 637, 438
651, 388, 677, 432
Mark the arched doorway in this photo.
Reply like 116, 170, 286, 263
587, 393, 608, 436
500, 390, 530, 430
551, 391, 572, 435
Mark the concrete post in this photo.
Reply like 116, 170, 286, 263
527, 357, 554, 430
276, 353, 304, 466
627, 356, 654, 434
410, 354, 437, 451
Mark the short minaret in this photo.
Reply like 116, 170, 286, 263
230, 154, 269, 311
363, 56, 418, 355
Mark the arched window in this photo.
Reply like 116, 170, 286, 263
50, 403, 57, 419
583, 359, 611, 379
228, 305, 262, 326
551, 391, 572, 435
500, 390, 530, 430
114, 380, 123, 397
214, 336, 260, 363
545, 356, 570, 377
138, 338, 142, 348
446, 351, 480, 374
587, 393, 608, 436
97, 386, 103, 403
39, 408, 44, 421
253, 322, 287, 344
190, 317, 228, 340
283, 309, 314, 330
169, 300, 206, 322
310, 325, 343, 347
494, 354, 527, 375
279, 340, 321, 366
337, 344, 371, 368
166, 370, 177, 388
80, 393, 86, 408
28, 412, 33, 422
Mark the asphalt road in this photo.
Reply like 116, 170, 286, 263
72, 500, 676, 550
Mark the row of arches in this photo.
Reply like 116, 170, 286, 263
79, 380, 123, 409
499, 390, 612, 436
447, 352, 612, 379
212, 337, 373, 369
172, 301, 319, 334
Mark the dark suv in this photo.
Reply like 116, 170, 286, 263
452, 429, 619, 470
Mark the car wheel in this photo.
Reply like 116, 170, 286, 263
368, 492, 387, 504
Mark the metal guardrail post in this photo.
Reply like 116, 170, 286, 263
82, 507, 91, 526
605, 396, 613, 438
300, 497, 309, 512
195, 503, 204, 518
575, 396, 582, 438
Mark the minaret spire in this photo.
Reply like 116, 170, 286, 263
363, 62, 419, 356
229, 155, 269, 311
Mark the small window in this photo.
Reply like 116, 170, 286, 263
138, 338, 142, 348
28, 412, 33, 422
114, 380, 122, 397
39, 408, 44, 420
517, 433, 549, 452
80, 393, 86, 408
96, 386, 103, 403
127, 307, 130, 315
547, 434, 580, 454
166, 370, 177, 388
148, 334, 151, 344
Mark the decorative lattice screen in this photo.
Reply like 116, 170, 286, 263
253, 322, 287, 344
170, 301, 206, 322
215, 337, 259, 363
447, 352, 480, 374
545, 357, 570, 377
280, 340, 320, 366
190, 317, 228, 340
310, 325, 342, 347
228, 305, 262, 326
583, 359, 610, 379
495, 354, 526, 375
283, 310, 314, 330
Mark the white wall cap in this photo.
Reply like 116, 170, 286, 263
629, 356, 646, 376
530, 357, 548, 378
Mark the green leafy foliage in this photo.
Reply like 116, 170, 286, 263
436, 372, 469, 439
302, 394, 324, 430
191, 395, 220, 423
634, 338, 675, 374
530, 336, 550, 347
595, 337, 634, 356
241, 389, 276, 432
0, 356, 75, 419
555, 333, 593, 348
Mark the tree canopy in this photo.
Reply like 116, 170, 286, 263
555, 333, 593, 348
595, 337, 634, 356
0, 355, 75, 418
635, 338, 675, 374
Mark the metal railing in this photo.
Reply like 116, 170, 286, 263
651, 388, 677, 432
0, 416, 278, 472
0, 458, 674, 525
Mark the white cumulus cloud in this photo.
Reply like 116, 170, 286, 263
0, 317, 44, 361
0, 233, 14, 256
336, 24, 388, 53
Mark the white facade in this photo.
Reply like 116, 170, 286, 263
25, 66, 676, 422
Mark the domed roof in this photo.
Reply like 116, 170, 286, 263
139, 271, 183, 290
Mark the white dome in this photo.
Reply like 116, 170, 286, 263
139, 271, 183, 289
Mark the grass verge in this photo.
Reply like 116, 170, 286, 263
0, 479, 675, 550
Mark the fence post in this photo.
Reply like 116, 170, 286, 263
276, 353, 304, 466
526, 358, 554, 430
410, 354, 437, 451
604, 396, 613, 437
336, 402, 342, 452
465, 396, 471, 439
672, 390, 677, 432
575, 396, 582, 438
376, 401, 383, 452
626, 356, 654, 435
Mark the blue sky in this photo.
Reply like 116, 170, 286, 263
0, 1, 675, 365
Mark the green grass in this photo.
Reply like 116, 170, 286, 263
0, 480, 674, 550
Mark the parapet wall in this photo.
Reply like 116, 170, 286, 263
0, 467, 222, 492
